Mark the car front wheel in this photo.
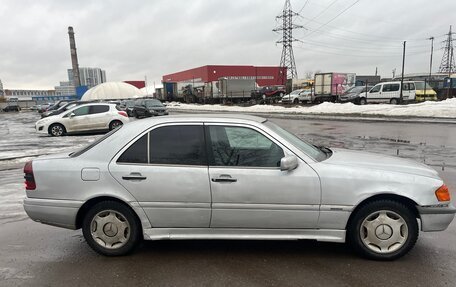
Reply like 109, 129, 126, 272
49, 123, 66, 137
82, 201, 141, 256
348, 200, 418, 260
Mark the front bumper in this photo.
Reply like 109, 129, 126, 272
418, 204, 456, 231
23, 197, 82, 230
35, 124, 48, 134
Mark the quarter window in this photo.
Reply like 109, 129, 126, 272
117, 134, 148, 164
149, 125, 206, 165
208, 126, 284, 167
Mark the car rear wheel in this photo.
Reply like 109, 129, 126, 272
49, 124, 66, 137
82, 201, 141, 256
390, 98, 399, 105
109, 120, 123, 131
348, 200, 418, 260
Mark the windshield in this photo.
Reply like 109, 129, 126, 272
145, 99, 163, 107
415, 82, 433, 90
264, 121, 328, 162
290, 90, 302, 95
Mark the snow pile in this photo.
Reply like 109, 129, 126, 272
166, 98, 456, 118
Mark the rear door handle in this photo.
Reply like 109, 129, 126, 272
122, 172, 147, 181
211, 174, 237, 183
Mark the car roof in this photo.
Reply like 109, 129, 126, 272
129, 114, 266, 126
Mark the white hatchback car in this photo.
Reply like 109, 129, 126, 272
35, 103, 129, 136
281, 89, 312, 104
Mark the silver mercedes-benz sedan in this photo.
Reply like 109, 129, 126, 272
23, 114, 455, 260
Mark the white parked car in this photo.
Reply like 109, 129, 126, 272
35, 103, 129, 136
24, 114, 454, 260
281, 89, 312, 104
359, 81, 416, 105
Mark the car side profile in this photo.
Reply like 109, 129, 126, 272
281, 89, 312, 104
24, 114, 455, 260
360, 81, 416, 105
35, 103, 129, 136
131, 99, 168, 118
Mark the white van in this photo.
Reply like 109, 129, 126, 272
359, 81, 416, 105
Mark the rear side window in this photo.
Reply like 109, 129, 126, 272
117, 134, 148, 164
404, 83, 415, 90
149, 125, 206, 165
382, 84, 400, 92
90, 105, 109, 114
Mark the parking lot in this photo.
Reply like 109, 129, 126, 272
1, 111, 456, 286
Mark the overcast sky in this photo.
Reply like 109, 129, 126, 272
0, 0, 455, 89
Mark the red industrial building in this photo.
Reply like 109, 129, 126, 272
161, 65, 287, 102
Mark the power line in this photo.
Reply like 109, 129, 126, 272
304, 0, 362, 38
301, 0, 339, 26
297, 0, 311, 14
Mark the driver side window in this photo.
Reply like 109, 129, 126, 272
71, 106, 90, 117
370, 85, 381, 93
208, 126, 284, 167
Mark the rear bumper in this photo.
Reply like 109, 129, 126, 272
418, 204, 456, 231
23, 197, 83, 230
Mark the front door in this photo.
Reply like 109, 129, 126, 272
109, 124, 212, 228
65, 105, 90, 132
206, 124, 321, 229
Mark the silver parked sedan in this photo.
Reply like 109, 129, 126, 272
23, 114, 455, 260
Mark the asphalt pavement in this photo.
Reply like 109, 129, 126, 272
0, 111, 455, 287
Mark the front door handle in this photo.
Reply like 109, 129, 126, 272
122, 172, 147, 181
211, 174, 237, 183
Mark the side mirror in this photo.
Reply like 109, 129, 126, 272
280, 155, 299, 171
69, 112, 76, 118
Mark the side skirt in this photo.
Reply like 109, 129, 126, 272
143, 228, 346, 243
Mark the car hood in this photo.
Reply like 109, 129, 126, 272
324, 148, 440, 179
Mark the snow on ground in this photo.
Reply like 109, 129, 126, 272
166, 98, 456, 118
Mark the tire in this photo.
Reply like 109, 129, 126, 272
82, 201, 141, 256
109, 120, 123, 131
390, 98, 398, 105
359, 98, 367, 105
348, 200, 418, 261
293, 98, 299, 104
48, 123, 66, 137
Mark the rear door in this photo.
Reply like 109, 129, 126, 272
109, 123, 212, 228
206, 123, 321, 229
88, 104, 111, 129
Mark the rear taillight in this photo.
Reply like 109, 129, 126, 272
24, 161, 36, 190
118, 111, 128, 117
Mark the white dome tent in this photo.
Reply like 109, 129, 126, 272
81, 82, 142, 100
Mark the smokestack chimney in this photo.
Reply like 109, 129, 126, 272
68, 26, 81, 87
